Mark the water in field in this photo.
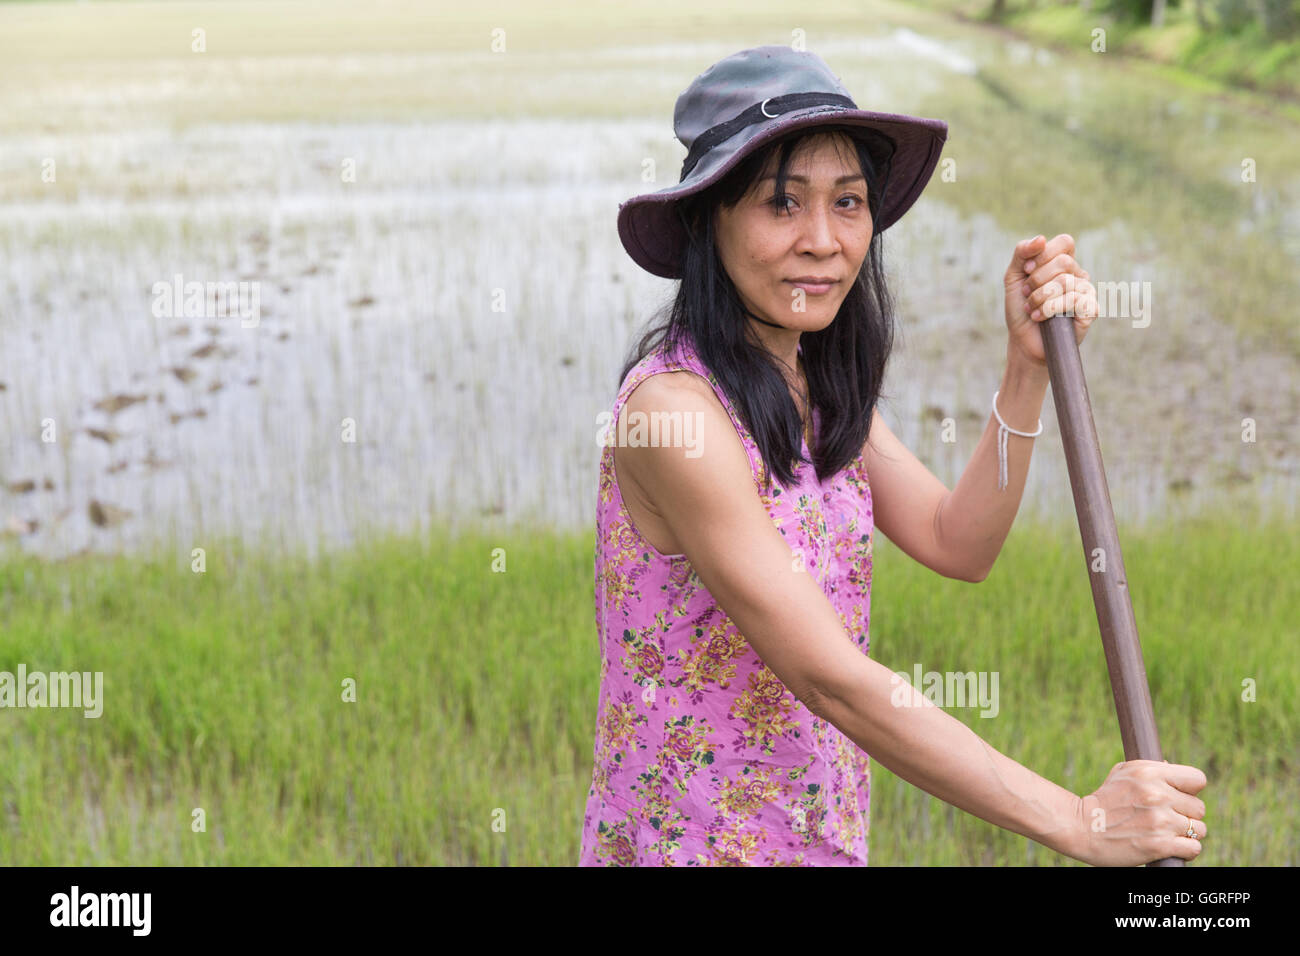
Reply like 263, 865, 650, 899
2, 6, 1297, 562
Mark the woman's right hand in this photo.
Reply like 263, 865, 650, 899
1074, 759, 1208, 866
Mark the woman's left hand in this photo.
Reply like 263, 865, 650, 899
1004, 233, 1098, 367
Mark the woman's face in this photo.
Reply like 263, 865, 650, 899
714, 133, 873, 333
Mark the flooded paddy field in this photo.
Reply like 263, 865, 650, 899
2, 1, 1296, 563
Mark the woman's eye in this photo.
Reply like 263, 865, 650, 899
767, 194, 866, 213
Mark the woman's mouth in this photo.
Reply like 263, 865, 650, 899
784, 278, 838, 295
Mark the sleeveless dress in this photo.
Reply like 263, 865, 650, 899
578, 333, 875, 866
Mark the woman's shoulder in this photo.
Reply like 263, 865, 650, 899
621, 367, 721, 423
615, 352, 767, 491
617, 336, 705, 397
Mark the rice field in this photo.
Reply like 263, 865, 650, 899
1, 514, 1295, 865
1, 0, 1296, 562
0, 0, 1296, 865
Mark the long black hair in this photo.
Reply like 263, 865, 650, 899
618, 123, 899, 489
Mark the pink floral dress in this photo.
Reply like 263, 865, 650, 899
579, 333, 876, 866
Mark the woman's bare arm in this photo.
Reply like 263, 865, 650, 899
809, 657, 1083, 859
617, 372, 858, 707
619, 371, 1086, 861
865, 347, 1050, 584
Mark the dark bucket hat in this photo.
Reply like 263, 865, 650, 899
618, 45, 949, 279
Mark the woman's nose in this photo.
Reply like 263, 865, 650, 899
797, 206, 839, 255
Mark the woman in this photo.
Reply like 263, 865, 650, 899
579, 45, 1207, 866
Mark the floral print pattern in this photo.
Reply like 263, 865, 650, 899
579, 335, 874, 866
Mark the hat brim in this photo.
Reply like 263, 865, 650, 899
618, 107, 948, 279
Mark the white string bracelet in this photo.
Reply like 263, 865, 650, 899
992, 389, 1043, 490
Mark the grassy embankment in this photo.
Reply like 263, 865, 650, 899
1, 509, 1295, 865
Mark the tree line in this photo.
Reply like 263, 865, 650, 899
987, 0, 1299, 37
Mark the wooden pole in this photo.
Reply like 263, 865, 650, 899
1038, 309, 1183, 867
